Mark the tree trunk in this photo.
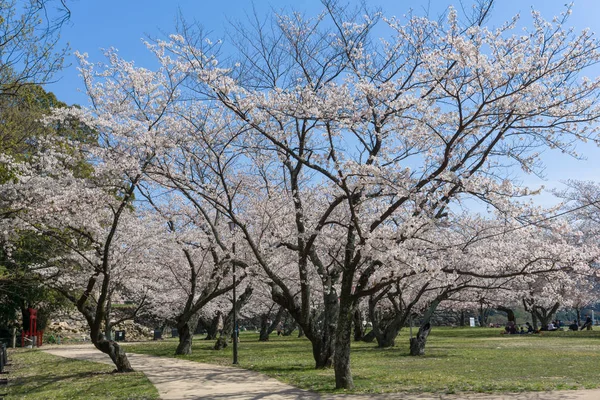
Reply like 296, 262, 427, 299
214, 336, 228, 350
103, 311, 112, 342
175, 321, 193, 355
305, 289, 338, 369
259, 315, 270, 341
537, 313, 551, 330
409, 322, 431, 356
333, 283, 354, 390
478, 302, 491, 327
310, 337, 333, 368
531, 312, 539, 331
283, 320, 296, 336
74, 273, 135, 373
376, 325, 400, 348
369, 305, 404, 348
269, 267, 335, 368
297, 325, 305, 338
104, 292, 113, 341
409, 298, 442, 357
214, 286, 253, 350
94, 339, 133, 372
333, 260, 363, 390
361, 330, 375, 342
214, 314, 231, 350
536, 310, 551, 330
353, 309, 365, 341
497, 306, 515, 322
205, 311, 222, 340
367, 289, 408, 348
259, 306, 284, 341
195, 316, 209, 335
104, 322, 112, 341
533, 302, 560, 330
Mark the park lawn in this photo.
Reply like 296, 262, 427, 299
124, 327, 600, 394
4, 349, 159, 399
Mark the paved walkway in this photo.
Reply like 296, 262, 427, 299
43, 345, 600, 400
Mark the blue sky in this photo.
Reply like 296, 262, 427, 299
46, 0, 600, 206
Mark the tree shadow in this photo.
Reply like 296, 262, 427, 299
11, 370, 112, 392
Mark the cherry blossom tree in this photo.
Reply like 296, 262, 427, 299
415, 217, 597, 354
6, 0, 599, 388
163, 0, 600, 388
553, 180, 600, 324
1, 141, 146, 371
0, 41, 188, 371
137, 196, 244, 355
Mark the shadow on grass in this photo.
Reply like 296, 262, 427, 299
250, 364, 317, 373
83, 378, 153, 398
12, 370, 112, 392
350, 345, 458, 360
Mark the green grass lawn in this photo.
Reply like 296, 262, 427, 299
124, 328, 600, 394
4, 349, 159, 399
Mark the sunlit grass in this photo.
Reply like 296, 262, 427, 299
124, 327, 600, 394
4, 349, 159, 399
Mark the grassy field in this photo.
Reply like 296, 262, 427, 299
4, 349, 159, 399
123, 327, 600, 394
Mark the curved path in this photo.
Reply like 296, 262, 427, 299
43, 345, 600, 400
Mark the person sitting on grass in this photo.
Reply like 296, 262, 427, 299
547, 321, 557, 331
569, 320, 579, 331
526, 322, 534, 333
504, 320, 518, 334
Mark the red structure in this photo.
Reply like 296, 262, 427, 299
21, 308, 43, 347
